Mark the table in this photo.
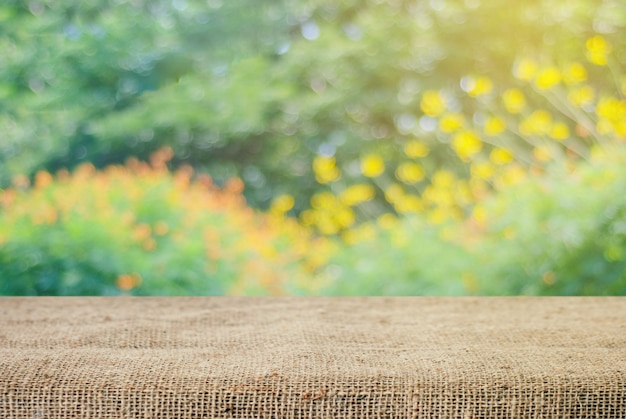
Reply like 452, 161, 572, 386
1, 297, 625, 418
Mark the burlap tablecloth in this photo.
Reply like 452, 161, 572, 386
1, 297, 625, 418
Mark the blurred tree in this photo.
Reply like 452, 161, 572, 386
1, 0, 625, 211
0, 0, 295, 204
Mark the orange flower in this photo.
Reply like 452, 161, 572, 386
116, 273, 142, 291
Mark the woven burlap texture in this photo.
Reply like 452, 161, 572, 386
1, 297, 625, 418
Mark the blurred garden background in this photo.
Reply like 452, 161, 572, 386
1, 0, 626, 295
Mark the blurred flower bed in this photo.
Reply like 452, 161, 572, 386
3, 137, 626, 296
303, 34, 626, 295
321, 147, 626, 295
0, 148, 332, 295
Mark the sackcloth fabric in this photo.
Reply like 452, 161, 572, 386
1, 297, 625, 418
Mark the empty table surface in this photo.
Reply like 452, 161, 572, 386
1, 297, 625, 418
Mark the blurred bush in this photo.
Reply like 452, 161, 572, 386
470, 147, 626, 295
312, 29, 626, 295
321, 146, 626, 295
0, 0, 295, 206
319, 215, 470, 295
0, 148, 331, 295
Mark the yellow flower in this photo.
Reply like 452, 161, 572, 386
484, 116, 506, 136
534, 66, 561, 90
489, 148, 513, 165
499, 164, 526, 186
596, 96, 626, 122
432, 170, 456, 188
455, 180, 472, 206
519, 110, 552, 136
596, 118, 613, 135
472, 204, 488, 226
334, 207, 355, 229
311, 191, 339, 210
586, 35, 611, 66
470, 177, 489, 200
533, 146, 552, 162
550, 122, 570, 141
420, 90, 446, 117
394, 195, 423, 213
316, 214, 340, 235
340, 184, 375, 206
465, 76, 493, 97
452, 130, 482, 161
377, 213, 398, 230
513, 58, 538, 81
595, 96, 626, 136
270, 194, 295, 213
312, 156, 340, 184
423, 187, 455, 207
563, 62, 587, 84
428, 207, 449, 225
360, 154, 385, 177
471, 162, 495, 180
404, 140, 429, 158
342, 224, 376, 245
299, 209, 316, 226
589, 145, 607, 162
384, 183, 404, 203
617, 121, 626, 137
439, 113, 464, 133
568, 86, 594, 108
395, 162, 425, 184
474, 77, 493, 96
502, 88, 526, 114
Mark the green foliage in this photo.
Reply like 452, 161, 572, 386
473, 148, 626, 295
0, 0, 294, 200
3, 147, 626, 296
320, 149, 626, 296
319, 217, 469, 295
0, 153, 329, 296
